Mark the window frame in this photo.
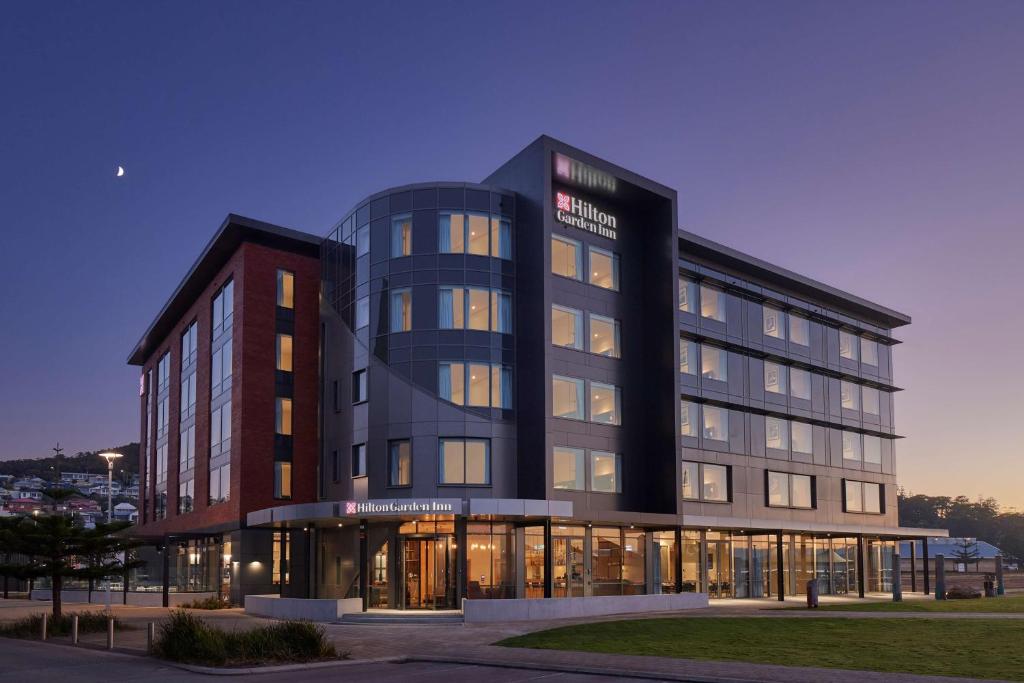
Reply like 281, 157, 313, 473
352, 369, 368, 404
767, 470, 815, 510
587, 245, 620, 291
762, 305, 786, 340
551, 234, 583, 281
588, 312, 621, 358
589, 450, 621, 494
390, 214, 412, 258
681, 460, 731, 503
438, 438, 491, 486
551, 304, 584, 351
699, 284, 726, 323
553, 446, 586, 491
702, 404, 729, 443
276, 269, 295, 309
388, 440, 412, 487
351, 443, 367, 478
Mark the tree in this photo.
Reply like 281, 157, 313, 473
952, 537, 981, 571
0, 517, 27, 599
5, 516, 142, 620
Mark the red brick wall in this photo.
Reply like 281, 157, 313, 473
133, 240, 319, 537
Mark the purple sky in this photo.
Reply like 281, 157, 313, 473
2, 1, 1021, 508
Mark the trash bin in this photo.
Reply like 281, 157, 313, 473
806, 578, 819, 608
984, 580, 996, 598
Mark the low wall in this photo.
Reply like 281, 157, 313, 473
30, 589, 217, 607
462, 592, 709, 623
245, 594, 364, 622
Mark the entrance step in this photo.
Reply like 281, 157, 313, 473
338, 611, 464, 625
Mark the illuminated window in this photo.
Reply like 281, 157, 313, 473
681, 461, 699, 500
768, 471, 813, 509
588, 314, 620, 357
702, 405, 728, 442
764, 361, 787, 394
390, 289, 411, 332
701, 344, 728, 382
439, 439, 490, 485
391, 214, 412, 257
841, 381, 861, 411
439, 212, 510, 258
700, 285, 725, 322
553, 447, 585, 490
439, 212, 465, 253
490, 216, 512, 259
276, 270, 294, 309
680, 400, 698, 437
439, 362, 511, 409
590, 451, 620, 493
552, 305, 583, 350
552, 375, 585, 420
763, 305, 786, 340
438, 287, 511, 333
861, 338, 879, 366
276, 334, 293, 372
274, 462, 292, 499
552, 235, 582, 280
679, 277, 697, 314
275, 398, 293, 436
766, 416, 790, 451
839, 330, 859, 361
789, 314, 809, 346
588, 246, 619, 290
467, 212, 489, 255
680, 339, 697, 375
702, 463, 729, 502
467, 363, 490, 407
589, 382, 621, 425
844, 480, 882, 514
792, 421, 813, 455
790, 367, 811, 400
388, 441, 412, 487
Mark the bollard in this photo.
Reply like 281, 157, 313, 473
147, 622, 156, 653
892, 552, 903, 602
40, 613, 47, 641
106, 616, 114, 650
996, 555, 1005, 596
806, 578, 819, 608
935, 553, 946, 600
71, 614, 79, 645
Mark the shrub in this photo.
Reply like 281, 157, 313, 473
152, 609, 339, 666
0, 612, 128, 639
183, 596, 231, 610
945, 585, 982, 600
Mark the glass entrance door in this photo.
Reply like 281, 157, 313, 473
552, 535, 585, 597
401, 535, 456, 609
706, 540, 733, 598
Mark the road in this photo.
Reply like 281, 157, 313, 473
0, 637, 668, 683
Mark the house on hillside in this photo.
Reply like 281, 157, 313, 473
113, 502, 138, 523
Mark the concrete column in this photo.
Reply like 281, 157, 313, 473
674, 527, 683, 594
935, 553, 946, 600
923, 537, 930, 595
892, 551, 902, 601
775, 532, 785, 601
996, 554, 1005, 596
856, 536, 865, 598
910, 540, 918, 592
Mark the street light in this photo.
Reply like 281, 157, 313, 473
99, 452, 122, 613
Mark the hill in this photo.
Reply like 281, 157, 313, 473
0, 443, 140, 483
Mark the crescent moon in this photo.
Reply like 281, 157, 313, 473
116, 166, 125, 177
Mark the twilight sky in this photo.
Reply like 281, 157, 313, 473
1, 1, 1021, 508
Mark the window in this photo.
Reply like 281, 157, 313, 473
355, 296, 369, 329
275, 398, 292, 436
701, 344, 728, 382
178, 424, 196, 471
588, 314, 620, 357
439, 212, 464, 253
468, 212, 489, 255
680, 339, 697, 375
845, 480, 882, 514
276, 270, 294, 309
180, 371, 197, 418
792, 421, 813, 455
864, 435, 882, 465
157, 352, 170, 390
839, 330, 859, 361
552, 305, 583, 350
390, 289, 411, 332
352, 369, 367, 403
589, 382, 621, 425
590, 451, 621, 493
700, 284, 725, 322
680, 400, 697, 437
681, 462, 729, 502
157, 397, 169, 439
841, 381, 861, 411
765, 416, 790, 451
439, 212, 510, 258
209, 463, 229, 505
212, 280, 234, 336
438, 362, 511, 408
588, 246, 619, 290
702, 405, 728, 442
764, 361, 787, 394
181, 321, 198, 367
438, 287, 511, 333
352, 443, 367, 477
156, 443, 168, 483
388, 441, 411, 487
211, 339, 232, 398
490, 216, 512, 259
552, 375, 585, 420
551, 235, 582, 280
861, 338, 879, 367
354, 224, 369, 257
763, 306, 785, 340
790, 367, 811, 400
789, 314, 809, 346
178, 479, 194, 514
863, 386, 880, 416
276, 334, 293, 372
768, 471, 814, 509
553, 447, 585, 490
679, 277, 697, 314
274, 461, 292, 499
391, 214, 412, 257
439, 438, 490, 485
842, 430, 862, 463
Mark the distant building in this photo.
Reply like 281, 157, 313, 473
13, 477, 47, 491
901, 538, 1010, 573
10, 490, 43, 501
113, 502, 138, 523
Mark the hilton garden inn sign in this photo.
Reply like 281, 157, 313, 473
554, 191, 618, 240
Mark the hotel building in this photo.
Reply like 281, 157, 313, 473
128, 136, 944, 609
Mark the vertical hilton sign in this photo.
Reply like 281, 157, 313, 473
554, 191, 618, 240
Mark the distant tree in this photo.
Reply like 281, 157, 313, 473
0, 517, 26, 599
952, 538, 981, 571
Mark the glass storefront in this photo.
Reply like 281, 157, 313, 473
653, 530, 677, 593
524, 525, 545, 598
466, 523, 515, 599
552, 525, 585, 597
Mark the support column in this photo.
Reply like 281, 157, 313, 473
935, 553, 946, 600
923, 537, 930, 595
996, 554, 1005, 596
358, 520, 368, 611
674, 527, 683, 594
543, 518, 553, 599
775, 532, 785, 601
161, 536, 170, 608
455, 516, 467, 605
910, 540, 918, 592
856, 536, 865, 598
892, 550, 902, 601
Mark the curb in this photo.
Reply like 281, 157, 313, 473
165, 655, 402, 675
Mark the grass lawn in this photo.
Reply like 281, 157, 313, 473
498, 617, 1024, 680
806, 594, 1024, 613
